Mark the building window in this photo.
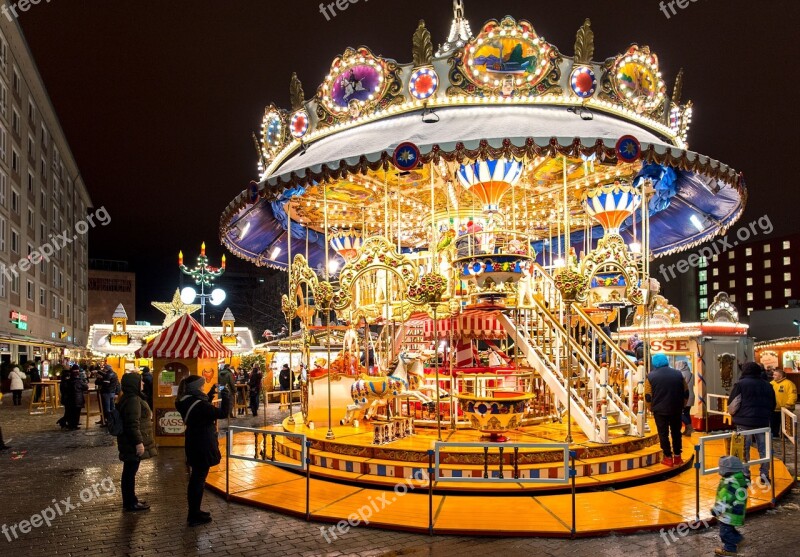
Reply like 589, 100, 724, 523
729, 279, 735, 288
11, 108, 20, 136
699, 270, 707, 282
27, 135, 35, 159
699, 298, 708, 310
764, 244, 771, 254
699, 284, 708, 296
765, 260, 772, 269
39, 287, 45, 306
746, 262, 753, 272
784, 256, 791, 266
52, 294, 57, 318
12, 67, 20, 96
712, 268, 719, 277
11, 274, 18, 294
785, 272, 792, 282
784, 240, 791, 250
728, 251, 735, 260
766, 306, 773, 310
0, 124, 6, 160
11, 149, 19, 173
700, 311, 708, 321
699, 257, 708, 269
0, 169, 5, 206
11, 189, 19, 214
730, 294, 737, 302
786, 288, 793, 297
0, 276, 5, 298
746, 292, 753, 301
0, 217, 5, 252
766, 275, 772, 284
747, 308, 753, 316
713, 282, 719, 290
10, 228, 18, 253
728, 265, 735, 274
27, 99, 35, 122
745, 247, 752, 257
766, 291, 772, 300
27, 207, 33, 228
746, 277, 753, 286
26, 279, 33, 301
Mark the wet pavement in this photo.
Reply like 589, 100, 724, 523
1, 390, 799, 557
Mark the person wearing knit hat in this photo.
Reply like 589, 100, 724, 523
711, 455, 748, 556
175, 375, 231, 527
728, 361, 776, 482
645, 353, 689, 467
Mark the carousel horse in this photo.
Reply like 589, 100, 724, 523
517, 261, 536, 307
342, 327, 359, 355
340, 350, 436, 425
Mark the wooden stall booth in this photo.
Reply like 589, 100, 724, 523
617, 292, 751, 432
135, 313, 232, 447
755, 337, 800, 392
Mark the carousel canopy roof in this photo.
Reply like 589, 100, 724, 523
220, 8, 745, 269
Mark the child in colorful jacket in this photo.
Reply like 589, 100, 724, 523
711, 455, 749, 556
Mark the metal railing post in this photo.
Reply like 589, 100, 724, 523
306, 440, 312, 521
694, 443, 701, 522
570, 450, 577, 538
428, 449, 434, 536
226, 427, 231, 501
771, 436, 776, 506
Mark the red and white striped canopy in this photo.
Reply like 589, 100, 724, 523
135, 314, 232, 359
414, 309, 505, 340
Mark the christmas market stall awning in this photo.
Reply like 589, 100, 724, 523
135, 314, 232, 359
410, 309, 505, 340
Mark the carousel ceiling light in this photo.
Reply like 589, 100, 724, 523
690, 214, 705, 232
271, 246, 282, 259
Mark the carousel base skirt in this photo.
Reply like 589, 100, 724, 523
206, 416, 795, 536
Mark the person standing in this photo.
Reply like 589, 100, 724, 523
28, 363, 41, 403
711, 455, 748, 557
140, 366, 154, 410
8, 366, 26, 406
770, 368, 797, 439
175, 376, 231, 527
676, 360, 695, 436
728, 361, 776, 482
645, 353, 689, 467
61, 365, 88, 430
217, 364, 236, 418
279, 363, 292, 410
96, 364, 120, 424
248, 365, 263, 417
116, 372, 156, 512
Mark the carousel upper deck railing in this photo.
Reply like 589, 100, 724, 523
452, 229, 536, 263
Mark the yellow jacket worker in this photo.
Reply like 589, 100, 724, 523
770, 369, 798, 439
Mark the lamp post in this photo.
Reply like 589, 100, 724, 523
793, 320, 800, 336
179, 243, 226, 326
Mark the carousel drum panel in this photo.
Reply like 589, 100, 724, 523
458, 391, 535, 436
305, 373, 357, 425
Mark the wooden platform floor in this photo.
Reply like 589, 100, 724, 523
208, 428, 796, 536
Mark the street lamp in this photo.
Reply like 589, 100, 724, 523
793, 319, 800, 335
179, 242, 226, 326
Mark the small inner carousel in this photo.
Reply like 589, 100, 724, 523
213, 2, 792, 536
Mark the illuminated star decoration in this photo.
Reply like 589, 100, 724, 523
152, 289, 201, 328
392, 142, 421, 171
615, 135, 641, 163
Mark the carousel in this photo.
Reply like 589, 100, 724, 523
211, 3, 792, 535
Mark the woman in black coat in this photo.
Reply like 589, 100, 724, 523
175, 375, 231, 527
116, 372, 157, 512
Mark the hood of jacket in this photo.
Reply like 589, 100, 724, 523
121, 372, 142, 396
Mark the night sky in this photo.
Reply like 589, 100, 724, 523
18, 0, 800, 322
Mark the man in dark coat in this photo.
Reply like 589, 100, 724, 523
248, 365, 263, 417
96, 364, 120, 424
61, 365, 88, 430
217, 364, 236, 418
116, 372, 157, 512
729, 362, 776, 481
645, 353, 689, 467
139, 366, 154, 410
176, 376, 231, 527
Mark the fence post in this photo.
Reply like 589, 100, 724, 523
226, 427, 231, 501
694, 443, 701, 522
770, 435, 776, 506
569, 450, 577, 538
428, 449, 434, 536
306, 439, 311, 521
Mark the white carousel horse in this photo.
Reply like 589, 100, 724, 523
342, 328, 359, 355
517, 261, 536, 307
340, 350, 436, 425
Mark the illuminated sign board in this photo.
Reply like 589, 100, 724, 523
10, 311, 28, 331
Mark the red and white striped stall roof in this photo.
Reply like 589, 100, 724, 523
135, 313, 232, 359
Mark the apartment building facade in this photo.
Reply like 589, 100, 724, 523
0, 18, 91, 366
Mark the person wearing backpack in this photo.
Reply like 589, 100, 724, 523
175, 376, 231, 527
116, 372, 157, 512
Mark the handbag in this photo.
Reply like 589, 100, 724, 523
727, 394, 742, 416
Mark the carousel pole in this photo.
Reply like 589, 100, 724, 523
563, 156, 573, 444
287, 203, 295, 426
325, 179, 335, 440
430, 162, 442, 441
